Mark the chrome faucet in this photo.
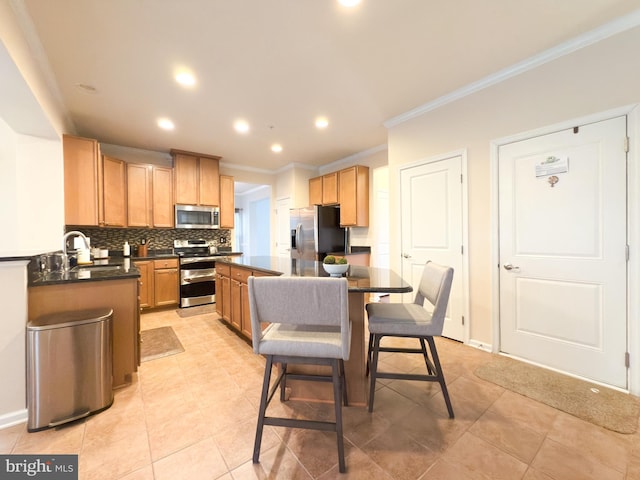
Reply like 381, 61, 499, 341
62, 230, 89, 271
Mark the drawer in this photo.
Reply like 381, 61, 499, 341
153, 258, 178, 269
230, 266, 252, 283
216, 263, 231, 276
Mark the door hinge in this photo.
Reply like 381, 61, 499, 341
460, 174, 463, 183
461, 315, 465, 326
624, 136, 630, 153
625, 352, 630, 368
461, 245, 464, 255
626, 244, 630, 262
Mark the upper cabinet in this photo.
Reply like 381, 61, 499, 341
63, 134, 100, 226
126, 163, 150, 227
171, 149, 221, 206
126, 164, 174, 228
309, 165, 369, 227
308, 172, 338, 206
339, 165, 369, 227
152, 167, 174, 228
102, 155, 127, 227
309, 176, 322, 205
220, 175, 235, 229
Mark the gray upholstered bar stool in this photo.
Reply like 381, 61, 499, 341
366, 261, 455, 417
248, 276, 351, 473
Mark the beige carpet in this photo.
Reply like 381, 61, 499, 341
140, 327, 185, 362
474, 355, 640, 434
176, 304, 216, 318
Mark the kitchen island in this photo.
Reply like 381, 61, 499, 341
215, 256, 412, 406
28, 258, 141, 388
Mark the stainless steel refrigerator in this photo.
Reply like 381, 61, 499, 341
290, 206, 346, 261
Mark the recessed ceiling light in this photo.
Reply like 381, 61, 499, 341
338, 0, 361, 7
234, 120, 250, 134
157, 118, 175, 130
271, 144, 283, 153
315, 117, 329, 129
175, 72, 196, 87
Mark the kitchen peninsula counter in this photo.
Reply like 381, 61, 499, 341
215, 256, 412, 406
28, 257, 141, 388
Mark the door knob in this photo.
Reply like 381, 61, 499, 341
402, 253, 412, 258
503, 264, 520, 271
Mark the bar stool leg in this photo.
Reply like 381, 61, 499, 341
426, 337, 454, 419
253, 355, 274, 463
368, 334, 381, 413
332, 359, 346, 473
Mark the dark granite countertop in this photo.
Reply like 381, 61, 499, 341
28, 257, 140, 287
215, 256, 412, 294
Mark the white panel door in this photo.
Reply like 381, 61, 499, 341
275, 197, 291, 258
400, 155, 465, 341
499, 116, 628, 388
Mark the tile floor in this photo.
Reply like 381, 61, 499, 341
1, 308, 639, 479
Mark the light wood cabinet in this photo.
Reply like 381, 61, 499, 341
152, 167, 174, 227
127, 164, 173, 228
135, 258, 178, 308
102, 155, 127, 227
127, 163, 151, 227
63, 134, 100, 226
322, 172, 339, 205
217, 264, 273, 340
220, 175, 235, 228
339, 165, 369, 227
171, 149, 221, 206
153, 258, 179, 306
309, 176, 323, 205
215, 263, 232, 322
136, 260, 154, 308
308, 172, 339, 206
199, 156, 220, 206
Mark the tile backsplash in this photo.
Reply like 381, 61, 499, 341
66, 226, 232, 252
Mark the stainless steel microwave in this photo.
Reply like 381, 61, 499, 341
175, 204, 220, 229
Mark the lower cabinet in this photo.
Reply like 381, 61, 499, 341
215, 263, 273, 340
136, 260, 154, 308
135, 258, 179, 309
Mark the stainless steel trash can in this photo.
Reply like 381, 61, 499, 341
27, 308, 114, 432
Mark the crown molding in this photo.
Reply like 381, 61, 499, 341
384, 9, 640, 129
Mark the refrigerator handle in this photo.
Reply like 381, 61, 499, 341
296, 224, 303, 255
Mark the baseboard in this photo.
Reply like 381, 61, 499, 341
0, 409, 27, 430
468, 339, 493, 353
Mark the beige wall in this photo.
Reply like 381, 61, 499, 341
388, 25, 640, 344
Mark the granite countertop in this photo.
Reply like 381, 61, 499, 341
29, 257, 140, 287
215, 256, 411, 294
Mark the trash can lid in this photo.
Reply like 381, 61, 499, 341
27, 308, 113, 330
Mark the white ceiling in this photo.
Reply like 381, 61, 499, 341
15, 0, 640, 172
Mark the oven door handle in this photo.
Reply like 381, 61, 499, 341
183, 274, 216, 284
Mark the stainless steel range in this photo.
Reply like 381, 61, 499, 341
174, 239, 217, 308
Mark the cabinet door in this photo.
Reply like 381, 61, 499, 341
220, 175, 235, 228
309, 176, 323, 205
103, 155, 127, 227
154, 268, 179, 306
63, 135, 100, 226
221, 275, 231, 321
240, 281, 252, 339
127, 163, 151, 227
215, 273, 224, 317
322, 172, 339, 205
173, 153, 199, 205
199, 156, 220, 206
230, 279, 242, 330
136, 261, 154, 309
339, 165, 369, 227
152, 167, 174, 227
